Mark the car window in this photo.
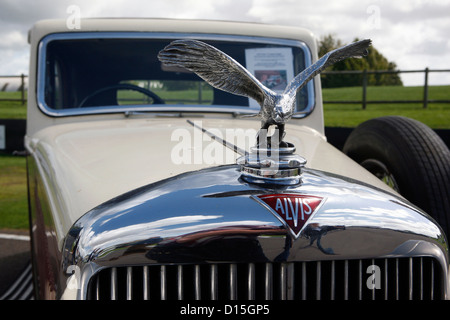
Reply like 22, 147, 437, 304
40, 34, 312, 115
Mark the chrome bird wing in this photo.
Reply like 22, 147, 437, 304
158, 39, 276, 108
283, 39, 371, 99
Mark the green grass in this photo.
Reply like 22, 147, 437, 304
0, 155, 28, 230
0, 92, 29, 230
1, 86, 449, 128
0, 91, 27, 119
323, 85, 450, 129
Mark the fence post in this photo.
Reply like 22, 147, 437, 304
423, 67, 429, 109
20, 74, 25, 105
362, 69, 367, 110
198, 82, 203, 104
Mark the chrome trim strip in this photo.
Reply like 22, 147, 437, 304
188, 119, 247, 156
37, 32, 314, 118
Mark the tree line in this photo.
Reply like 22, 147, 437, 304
319, 34, 403, 88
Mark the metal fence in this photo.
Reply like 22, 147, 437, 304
322, 68, 450, 109
0, 74, 27, 105
1, 69, 449, 109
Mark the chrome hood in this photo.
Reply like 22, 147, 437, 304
61, 164, 449, 299
26, 116, 395, 244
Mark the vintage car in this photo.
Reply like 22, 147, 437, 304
25, 18, 449, 300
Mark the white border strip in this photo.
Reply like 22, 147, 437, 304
0, 233, 30, 241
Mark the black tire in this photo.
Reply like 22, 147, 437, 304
343, 116, 450, 237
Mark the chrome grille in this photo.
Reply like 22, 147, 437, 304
87, 257, 442, 300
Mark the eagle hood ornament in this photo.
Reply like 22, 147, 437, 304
158, 38, 371, 185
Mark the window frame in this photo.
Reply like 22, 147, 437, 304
37, 32, 315, 118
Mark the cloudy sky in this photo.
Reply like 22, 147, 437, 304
1, 0, 449, 86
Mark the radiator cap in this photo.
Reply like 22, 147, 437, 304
237, 142, 306, 186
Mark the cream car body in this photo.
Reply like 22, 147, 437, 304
25, 18, 449, 300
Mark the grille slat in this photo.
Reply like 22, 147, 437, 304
408, 258, 413, 300
210, 264, 218, 300
344, 260, 349, 300
302, 262, 306, 300
384, 259, 388, 299
160, 265, 166, 300
265, 263, 272, 300
143, 266, 149, 300
331, 260, 335, 300
193, 265, 200, 300
87, 257, 443, 300
229, 264, 237, 300
177, 265, 183, 300
110, 267, 117, 300
396, 258, 400, 299
316, 261, 321, 300
126, 267, 132, 300
280, 263, 287, 300
431, 259, 435, 300
248, 263, 255, 300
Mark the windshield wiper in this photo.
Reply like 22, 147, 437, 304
187, 119, 248, 156
124, 110, 204, 118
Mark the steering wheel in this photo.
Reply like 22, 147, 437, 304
78, 83, 165, 108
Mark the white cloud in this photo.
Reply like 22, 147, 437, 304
0, 0, 449, 85
0, 30, 27, 50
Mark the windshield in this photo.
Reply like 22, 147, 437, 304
39, 33, 313, 116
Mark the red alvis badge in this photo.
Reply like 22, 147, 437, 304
254, 194, 325, 239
